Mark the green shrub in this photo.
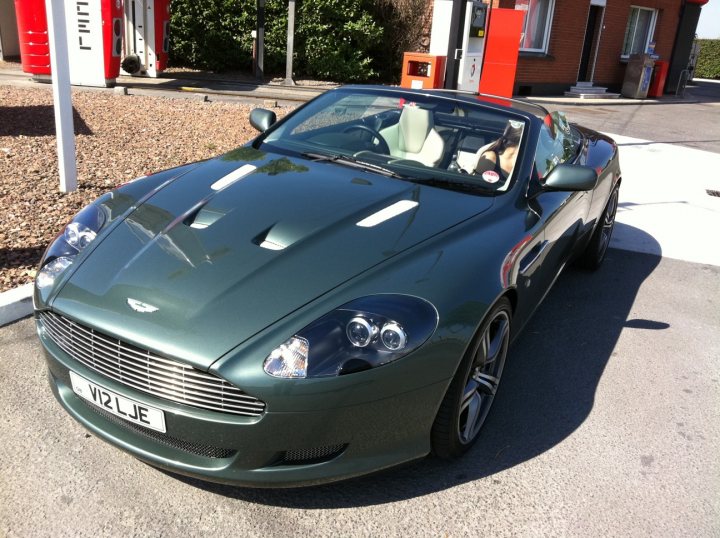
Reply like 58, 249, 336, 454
169, 0, 384, 81
169, 0, 288, 72
695, 39, 720, 80
295, 0, 382, 81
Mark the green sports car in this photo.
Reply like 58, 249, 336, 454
34, 86, 621, 487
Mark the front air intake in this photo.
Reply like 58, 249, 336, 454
280, 444, 348, 465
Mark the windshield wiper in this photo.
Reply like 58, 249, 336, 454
407, 176, 496, 194
301, 152, 404, 178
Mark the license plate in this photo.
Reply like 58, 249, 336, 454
70, 371, 166, 433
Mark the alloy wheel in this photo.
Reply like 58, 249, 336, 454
457, 310, 511, 445
598, 188, 619, 258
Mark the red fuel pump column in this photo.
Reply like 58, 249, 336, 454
102, 0, 125, 81
14, 0, 51, 77
478, 8, 524, 98
154, 0, 170, 73
15, 0, 122, 86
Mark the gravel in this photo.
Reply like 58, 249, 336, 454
0, 84, 291, 292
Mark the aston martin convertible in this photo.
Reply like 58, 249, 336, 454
34, 86, 620, 487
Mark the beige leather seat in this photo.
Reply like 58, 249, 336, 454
380, 105, 445, 167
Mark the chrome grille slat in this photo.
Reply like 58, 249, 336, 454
43, 314, 214, 382
45, 320, 237, 392
40, 311, 266, 416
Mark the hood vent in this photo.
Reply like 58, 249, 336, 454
210, 164, 257, 191
356, 200, 419, 228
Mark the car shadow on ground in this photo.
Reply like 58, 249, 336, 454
171, 223, 663, 507
0, 106, 92, 136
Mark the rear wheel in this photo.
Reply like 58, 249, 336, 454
576, 184, 619, 270
431, 298, 512, 459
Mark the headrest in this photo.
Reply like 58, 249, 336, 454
399, 105, 433, 154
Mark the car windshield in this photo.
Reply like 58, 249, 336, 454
259, 88, 528, 194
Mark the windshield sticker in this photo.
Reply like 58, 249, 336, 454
482, 170, 500, 184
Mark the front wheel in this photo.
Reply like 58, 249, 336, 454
576, 184, 619, 270
431, 298, 512, 459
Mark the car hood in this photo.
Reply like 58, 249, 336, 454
51, 151, 494, 369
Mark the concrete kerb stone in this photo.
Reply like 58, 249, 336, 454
0, 284, 34, 327
520, 95, 700, 107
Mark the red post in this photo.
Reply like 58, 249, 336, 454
478, 8, 524, 98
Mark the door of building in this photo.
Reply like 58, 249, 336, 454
578, 5, 603, 82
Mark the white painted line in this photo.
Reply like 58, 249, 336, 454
0, 284, 34, 327
357, 200, 419, 228
210, 164, 257, 191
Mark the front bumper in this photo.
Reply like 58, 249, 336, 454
39, 321, 449, 488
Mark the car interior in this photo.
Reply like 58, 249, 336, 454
266, 93, 527, 190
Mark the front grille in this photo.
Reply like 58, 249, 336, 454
39, 311, 266, 417
84, 401, 237, 459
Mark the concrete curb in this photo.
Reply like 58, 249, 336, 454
0, 284, 34, 327
520, 96, 700, 107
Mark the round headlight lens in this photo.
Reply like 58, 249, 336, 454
346, 317, 376, 347
64, 222, 97, 251
380, 322, 407, 351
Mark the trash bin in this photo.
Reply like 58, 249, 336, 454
400, 53, 446, 90
647, 59, 669, 97
621, 54, 655, 99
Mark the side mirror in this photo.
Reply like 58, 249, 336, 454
249, 108, 277, 133
543, 163, 598, 192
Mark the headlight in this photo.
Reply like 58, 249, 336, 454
36, 203, 106, 291
263, 295, 437, 378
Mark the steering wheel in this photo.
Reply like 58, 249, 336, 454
342, 125, 391, 155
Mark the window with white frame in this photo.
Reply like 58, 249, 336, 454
622, 6, 658, 57
515, 0, 555, 52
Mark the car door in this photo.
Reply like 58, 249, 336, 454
519, 115, 592, 299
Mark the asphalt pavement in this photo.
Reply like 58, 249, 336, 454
1, 78, 719, 537
1, 249, 718, 537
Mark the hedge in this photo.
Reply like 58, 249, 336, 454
169, 0, 385, 82
695, 39, 720, 80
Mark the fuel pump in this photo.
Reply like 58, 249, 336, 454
429, 0, 523, 97
14, 0, 123, 86
429, 0, 488, 91
121, 0, 170, 77
457, 1, 487, 92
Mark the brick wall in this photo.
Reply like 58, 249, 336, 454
492, 0, 682, 94
592, 0, 681, 87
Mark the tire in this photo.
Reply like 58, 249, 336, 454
576, 184, 619, 270
431, 298, 512, 459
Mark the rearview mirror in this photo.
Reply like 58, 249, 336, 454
249, 108, 277, 133
543, 163, 598, 192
